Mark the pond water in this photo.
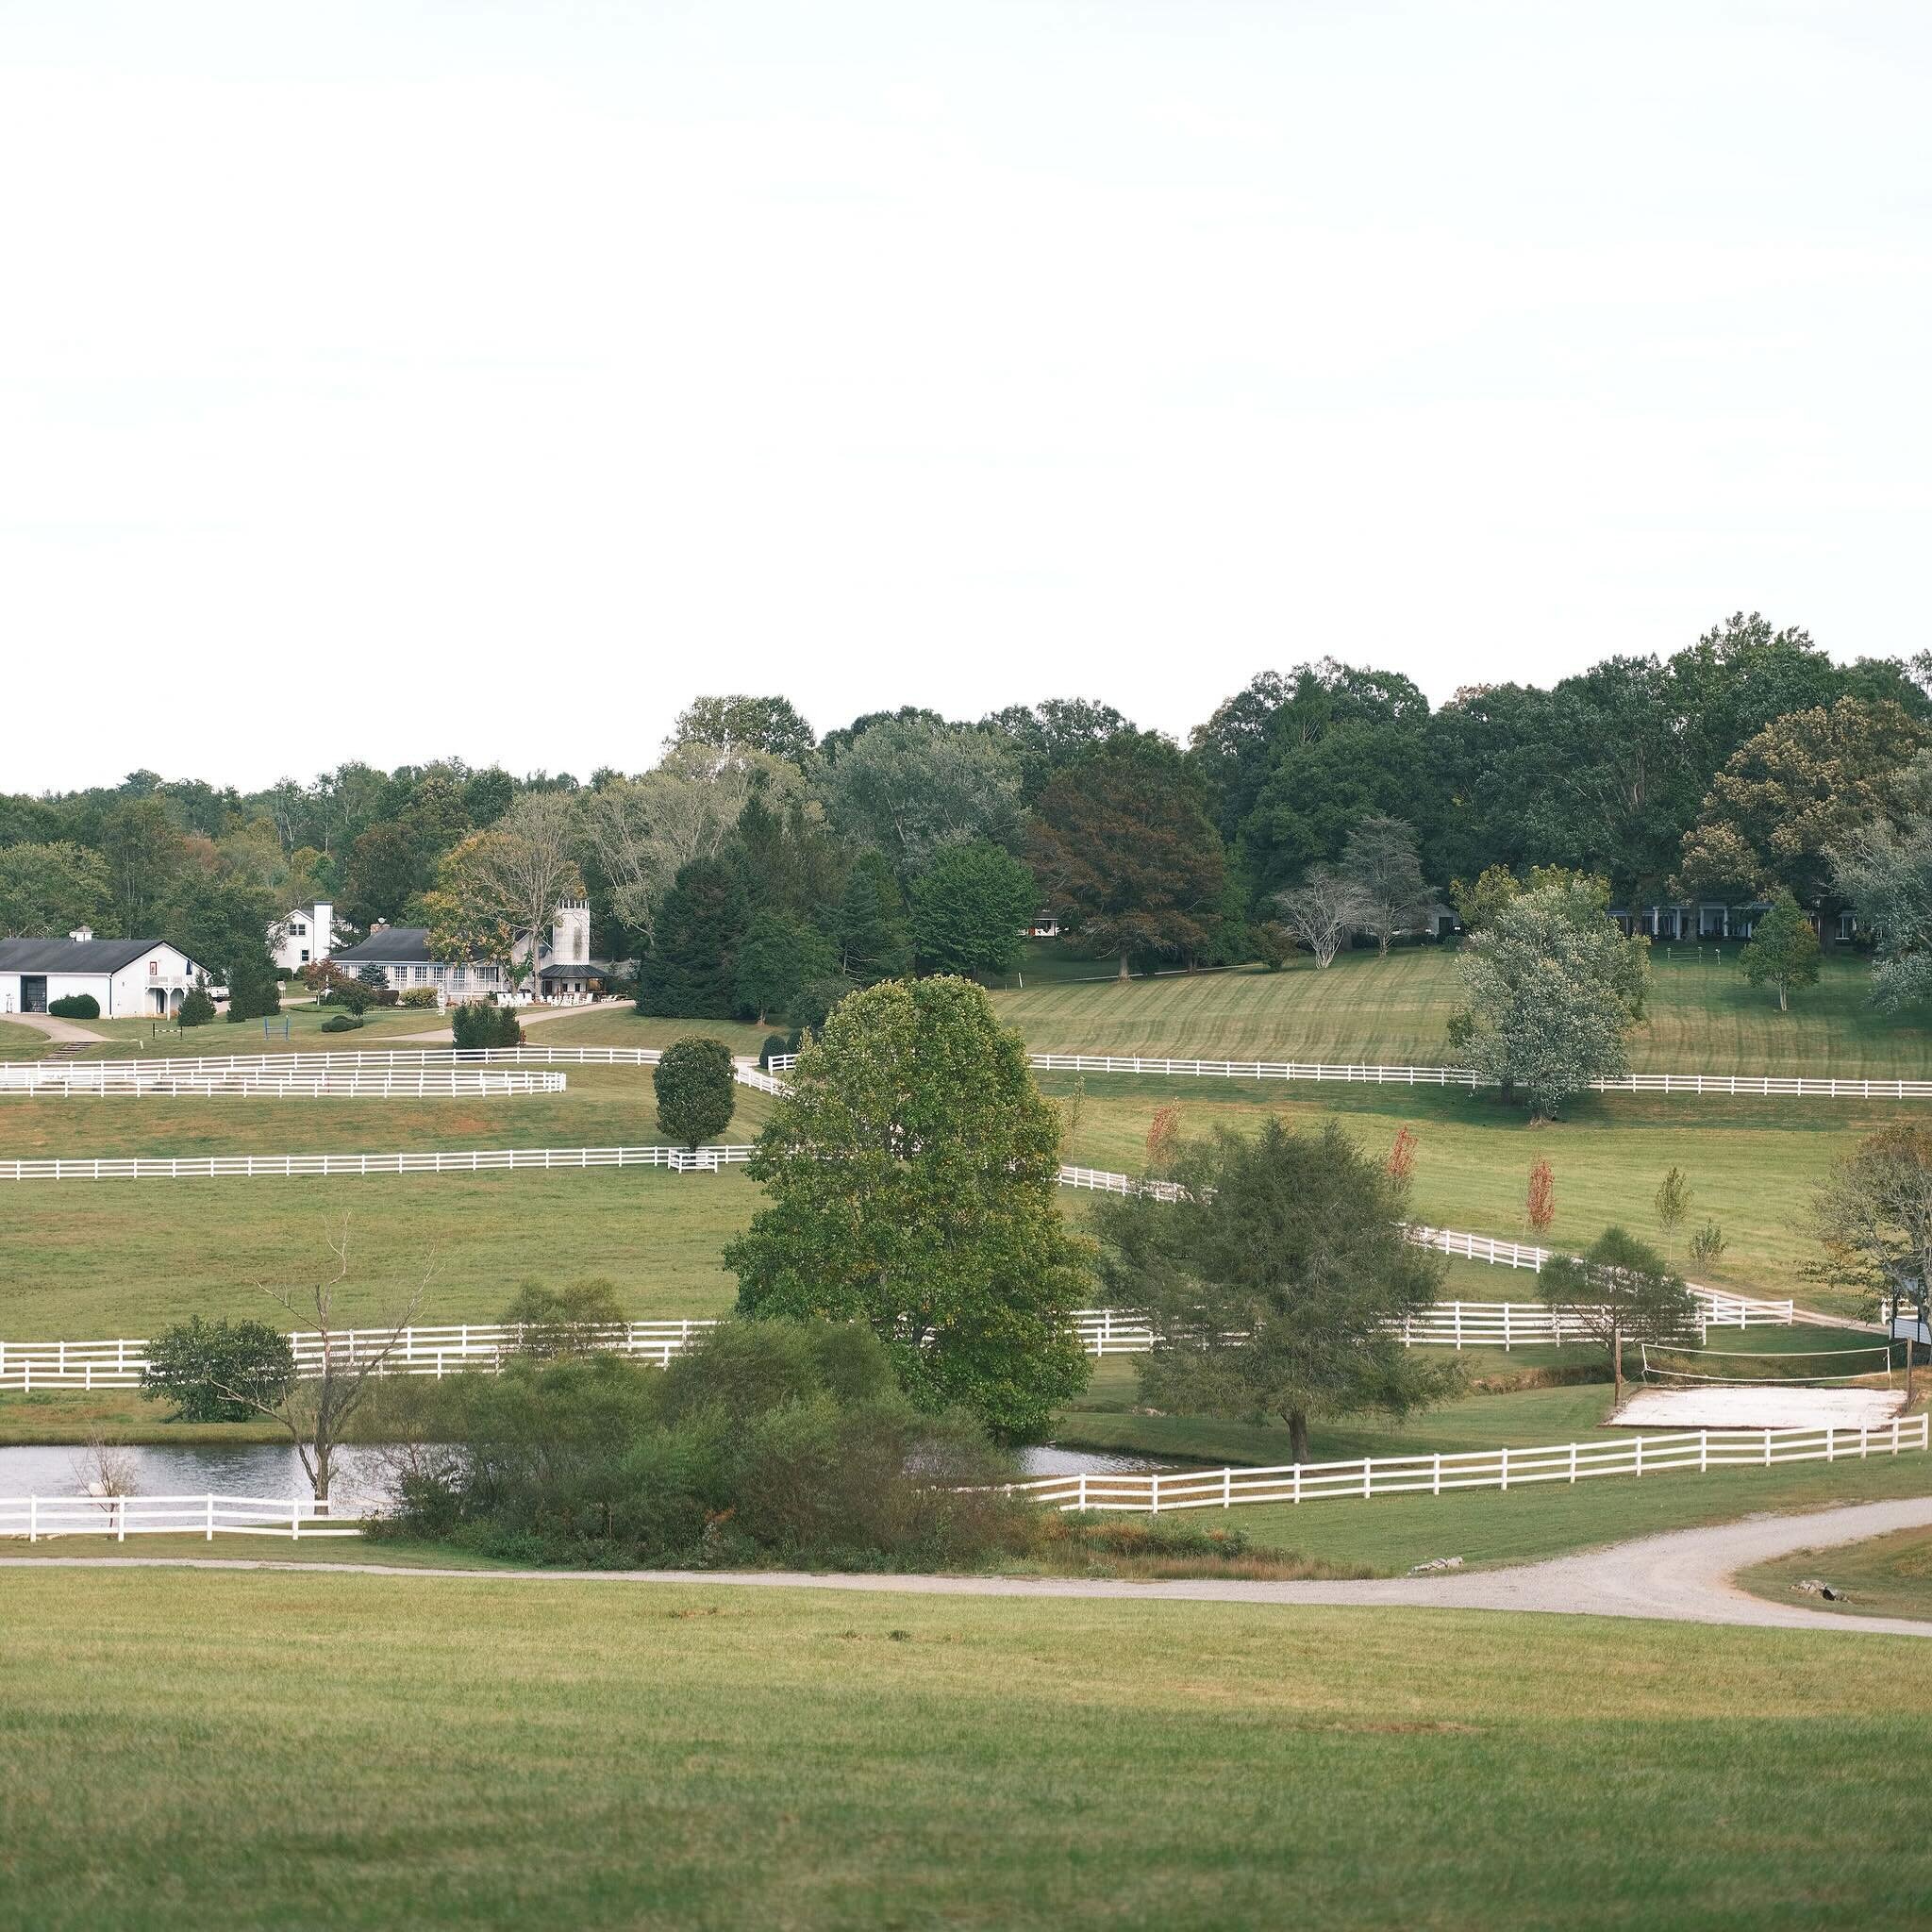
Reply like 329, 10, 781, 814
0, 1440, 1162, 1499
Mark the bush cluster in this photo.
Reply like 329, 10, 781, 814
451, 1001, 523, 1050
139, 1317, 296, 1423
177, 987, 218, 1026
399, 985, 440, 1008
374, 1319, 1024, 1571
47, 993, 99, 1019
320, 1012, 363, 1033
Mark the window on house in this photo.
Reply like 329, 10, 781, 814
291, 922, 306, 937
431, 964, 445, 983
413, 965, 427, 983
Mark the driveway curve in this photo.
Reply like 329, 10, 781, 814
8, 1497, 1932, 1636
3, 1010, 107, 1044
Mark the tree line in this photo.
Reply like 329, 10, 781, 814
7, 614, 1932, 1019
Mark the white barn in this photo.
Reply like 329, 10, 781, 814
0, 929, 208, 1018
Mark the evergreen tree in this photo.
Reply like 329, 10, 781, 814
637, 858, 746, 1018
224, 943, 282, 1023
836, 850, 913, 982
653, 1035, 738, 1148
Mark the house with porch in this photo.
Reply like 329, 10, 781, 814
328, 900, 626, 1006
0, 929, 209, 1017
1608, 901, 1857, 942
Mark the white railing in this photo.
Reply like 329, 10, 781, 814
733, 1063, 790, 1096
1057, 1166, 1794, 1328
0, 1045, 664, 1088
1024, 1052, 1932, 1101
1011, 1412, 1931, 1514
1030, 1054, 1482, 1086
0, 1492, 365, 1541
0, 1143, 755, 1185
0, 1065, 569, 1099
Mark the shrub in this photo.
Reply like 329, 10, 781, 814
140, 1317, 296, 1423
1251, 923, 1293, 972
177, 987, 217, 1026
375, 1319, 1024, 1571
653, 1035, 736, 1148
500, 1276, 626, 1359
1688, 1220, 1728, 1266
451, 1001, 524, 1050
400, 985, 440, 1008
47, 993, 98, 1019
225, 945, 282, 1023
758, 1032, 790, 1069
320, 1012, 364, 1033
305, 961, 373, 1012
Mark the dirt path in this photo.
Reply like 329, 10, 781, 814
3, 1010, 108, 1044
8, 1497, 1931, 1635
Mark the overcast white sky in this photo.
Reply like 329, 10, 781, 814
2, 1, 1927, 792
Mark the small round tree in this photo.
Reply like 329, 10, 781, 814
654, 1035, 737, 1150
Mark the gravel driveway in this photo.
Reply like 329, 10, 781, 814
9, 1496, 1932, 1635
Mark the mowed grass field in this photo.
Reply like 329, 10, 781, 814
1052, 1078, 1885, 1314
992, 945, 1932, 1077
3, 1567, 1931, 1931
1740, 1524, 1932, 1624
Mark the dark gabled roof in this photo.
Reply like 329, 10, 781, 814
329, 928, 436, 965
536, 957, 628, 979
0, 937, 175, 974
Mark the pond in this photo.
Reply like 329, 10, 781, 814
0, 1441, 1165, 1499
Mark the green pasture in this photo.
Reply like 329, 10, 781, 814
2, 1567, 1930, 1931
0, 1166, 758, 1337
1739, 1524, 1932, 1623
991, 944, 1932, 1077
1052, 1076, 1887, 1316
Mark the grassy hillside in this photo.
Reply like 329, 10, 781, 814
1053, 1077, 1882, 1315
5, 1568, 1931, 1931
992, 945, 1932, 1076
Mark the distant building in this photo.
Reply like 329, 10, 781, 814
268, 900, 336, 973
1607, 901, 1856, 943
328, 899, 628, 1005
0, 928, 208, 1018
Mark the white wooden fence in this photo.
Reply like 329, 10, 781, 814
0, 1493, 364, 1541
1011, 1411, 1931, 1514
1023, 1052, 1932, 1102
0, 1143, 754, 1184
1, 1046, 662, 1084
0, 1066, 568, 1099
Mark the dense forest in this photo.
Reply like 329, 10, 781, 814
6, 612, 1932, 1017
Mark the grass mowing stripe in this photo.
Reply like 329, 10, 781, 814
1, 1568, 1930, 1930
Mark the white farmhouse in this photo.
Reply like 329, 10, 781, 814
0, 928, 208, 1018
327, 899, 625, 1006
268, 900, 336, 973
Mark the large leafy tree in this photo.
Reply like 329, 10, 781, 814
1539, 1227, 1699, 1410
725, 977, 1093, 1439
0, 841, 112, 936
667, 694, 817, 766
1810, 1125, 1932, 1374
637, 858, 747, 1018
734, 911, 837, 1025
1028, 736, 1224, 979
342, 821, 421, 927
1675, 697, 1925, 910
425, 793, 586, 991
908, 841, 1035, 980
1447, 873, 1648, 1117
980, 698, 1134, 802
1835, 753, 1932, 1009
818, 716, 1024, 879
1092, 1117, 1457, 1463
99, 796, 188, 932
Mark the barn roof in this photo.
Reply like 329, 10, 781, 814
0, 937, 168, 974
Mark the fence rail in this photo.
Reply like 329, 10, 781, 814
0, 1044, 662, 1088
0, 1492, 365, 1541
0, 1066, 567, 1099
0, 1143, 754, 1185
1024, 1052, 1932, 1101
1010, 1413, 1931, 1514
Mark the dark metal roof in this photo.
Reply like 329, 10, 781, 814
536, 958, 628, 979
330, 928, 436, 965
0, 937, 175, 974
